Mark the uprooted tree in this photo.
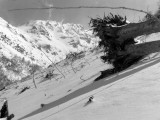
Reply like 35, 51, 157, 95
89, 12, 160, 73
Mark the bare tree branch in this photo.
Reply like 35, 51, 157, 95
40, 49, 66, 78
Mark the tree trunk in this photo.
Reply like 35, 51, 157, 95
104, 19, 160, 59
70, 62, 76, 73
109, 19, 160, 43
33, 73, 37, 89
121, 40, 160, 56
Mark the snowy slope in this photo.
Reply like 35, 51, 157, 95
1, 18, 160, 120
1, 51, 160, 120
0, 17, 99, 82
19, 20, 98, 57
20, 56, 160, 120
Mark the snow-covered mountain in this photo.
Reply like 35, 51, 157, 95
0, 17, 99, 82
19, 20, 99, 65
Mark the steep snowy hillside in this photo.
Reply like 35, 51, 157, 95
2, 48, 160, 120
19, 20, 98, 57
0, 17, 99, 83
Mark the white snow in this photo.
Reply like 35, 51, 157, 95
1, 16, 160, 120
0, 50, 159, 120
20, 55, 160, 120
0, 17, 99, 68
0, 17, 99, 81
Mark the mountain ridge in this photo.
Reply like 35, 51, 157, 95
0, 17, 99, 84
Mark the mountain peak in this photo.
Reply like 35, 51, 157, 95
0, 17, 99, 82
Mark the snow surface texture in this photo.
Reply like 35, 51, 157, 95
0, 18, 99, 81
1, 51, 160, 120
1, 17, 160, 120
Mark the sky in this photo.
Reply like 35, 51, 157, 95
0, 0, 160, 28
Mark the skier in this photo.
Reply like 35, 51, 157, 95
88, 96, 94, 103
